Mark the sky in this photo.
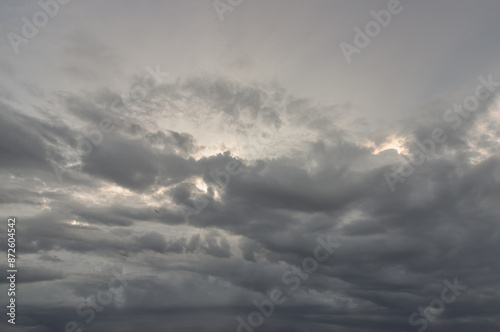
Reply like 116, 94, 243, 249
0, 0, 500, 331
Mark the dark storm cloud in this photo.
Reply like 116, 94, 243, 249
80, 134, 163, 191
1, 67, 500, 332
0, 104, 51, 171
17, 266, 65, 283
3, 0, 500, 330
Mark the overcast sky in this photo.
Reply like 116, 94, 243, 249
1, 1, 500, 331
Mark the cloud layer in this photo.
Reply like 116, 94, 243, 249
1, 1, 500, 332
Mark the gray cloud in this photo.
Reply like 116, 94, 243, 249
1, 1, 500, 331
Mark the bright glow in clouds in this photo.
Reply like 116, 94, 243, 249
69, 220, 89, 227
195, 178, 208, 193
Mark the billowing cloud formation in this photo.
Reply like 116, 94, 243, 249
1, 1, 500, 332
